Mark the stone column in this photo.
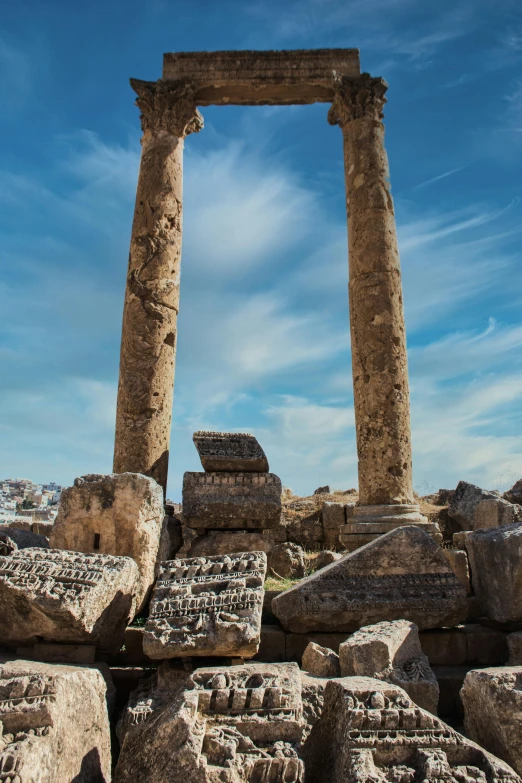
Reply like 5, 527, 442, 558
113, 79, 203, 495
328, 74, 438, 550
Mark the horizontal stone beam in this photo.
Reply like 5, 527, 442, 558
162, 48, 360, 105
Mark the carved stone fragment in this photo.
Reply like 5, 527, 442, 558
272, 526, 467, 633
466, 523, 522, 623
50, 472, 164, 611
0, 657, 111, 782
0, 548, 139, 652
114, 661, 304, 783
193, 431, 269, 473
303, 676, 521, 782
339, 620, 439, 713
143, 552, 267, 659
462, 666, 522, 775
182, 472, 282, 529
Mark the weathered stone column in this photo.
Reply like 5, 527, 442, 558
113, 79, 203, 495
328, 74, 438, 550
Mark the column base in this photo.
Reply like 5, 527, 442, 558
339, 503, 442, 552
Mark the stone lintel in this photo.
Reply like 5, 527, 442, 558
162, 48, 360, 105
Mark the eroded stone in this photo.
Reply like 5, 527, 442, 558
0, 548, 138, 651
193, 431, 269, 472
143, 552, 267, 659
0, 527, 49, 556
302, 642, 340, 678
466, 523, 522, 623
0, 657, 111, 782
448, 482, 501, 531
272, 526, 467, 633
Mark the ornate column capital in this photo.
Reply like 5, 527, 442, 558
130, 78, 204, 138
328, 73, 388, 128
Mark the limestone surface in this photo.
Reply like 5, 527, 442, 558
339, 620, 439, 713
448, 481, 501, 530
302, 642, 340, 678
0, 657, 111, 782
313, 550, 342, 570
193, 431, 269, 473
0, 548, 138, 651
462, 666, 522, 775
269, 542, 305, 578
0, 527, 49, 556
466, 522, 522, 623
303, 676, 521, 782
114, 661, 304, 783
504, 478, 522, 505
182, 471, 282, 529
50, 472, 164, 611
272, 526, 467, 633
143, 552, 266, 659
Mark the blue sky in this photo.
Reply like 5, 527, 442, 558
1, 0, 522, 500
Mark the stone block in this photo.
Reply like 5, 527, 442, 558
254, 625, 287, 663
419, 628, 467, 666
467, 523, 522, 623
313, 550, 342, 571
448, 480, 500, 530
339, 620, 438, 713
143, 552, 266, 659
508, 631, 522, 664
321, 502, 345, 529
0, 527, 49, 556
302, 675, 519, 782
285, 632, 351, 664
0, 548, 139, 652
273, 526, 467, 633
193, 430, 269, 472
443, 548, 471, 594
187, 530, 271, 558
462, 666, 522, 775
31, 520, 54, 536
182, 471, 282, 529
114, 662, 304, 783
269, 542, 305, 578
262, 589, 281, 623
452, 530, 472, 549
0, 657, 111, 782
302, 642, 340, 677
464, 624, 508, 665
50, 472, 164, 611
32, 643, 96, 664
474, 497, 522, 530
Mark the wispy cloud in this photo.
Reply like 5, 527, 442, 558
412, 167, 465, 190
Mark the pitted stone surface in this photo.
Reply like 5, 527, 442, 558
303, 676, 521, 782
448, 481, 501, 531
0, 657, 111, 782
50, 472, 164, 611
339, 620, 439, 713
114, 661, 304, 783
143, 552, 267, 659
0, 548, 138, 651
462, 667, 522, 776
182, 471, 282, 529
272, 526, 467, 633
466, 523, 522, 623
193, 431, 269, 473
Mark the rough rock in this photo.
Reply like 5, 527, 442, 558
338, 620, 438, 713
182, 471, 282, 529
314, 485, 330, 495
466, 523, 522, 623
114, 661, 304, 783
302, 642, 340, 678
0, 657, 111, 782
508, 632, 522, 664
443, 548, 471, 594
0, 527, 49, 555
321, 502, 345, 529
269, 542, 305, 578
313, 550, 342, 571
193, 430, 269, 472
143, 552, 266, 659
272, 526, 467, 633
473, 498, 522, 530
0, 548, 138, 651
462, 666, 522, 775
448, 481, 501, 530
50, 472, 164, 610
303, 676, 521, 782
504, 478, 522, 505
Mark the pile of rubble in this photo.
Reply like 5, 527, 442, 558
1, 431, 522, 781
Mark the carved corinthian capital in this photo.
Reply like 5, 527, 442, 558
130, 78, 204, 138
328, 73, 388, 128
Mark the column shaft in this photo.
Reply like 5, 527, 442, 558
113, 79, 203, 494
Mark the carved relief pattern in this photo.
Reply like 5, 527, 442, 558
130, 78, 204, 137
328, 72, 388, 127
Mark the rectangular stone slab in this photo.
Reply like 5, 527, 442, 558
193, 431, 269, 472
143, 552, 267, 658
0, 548, 139, 652
182, 471, 282, 529
272, 525, 468, 633
162, 48, 361, 105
